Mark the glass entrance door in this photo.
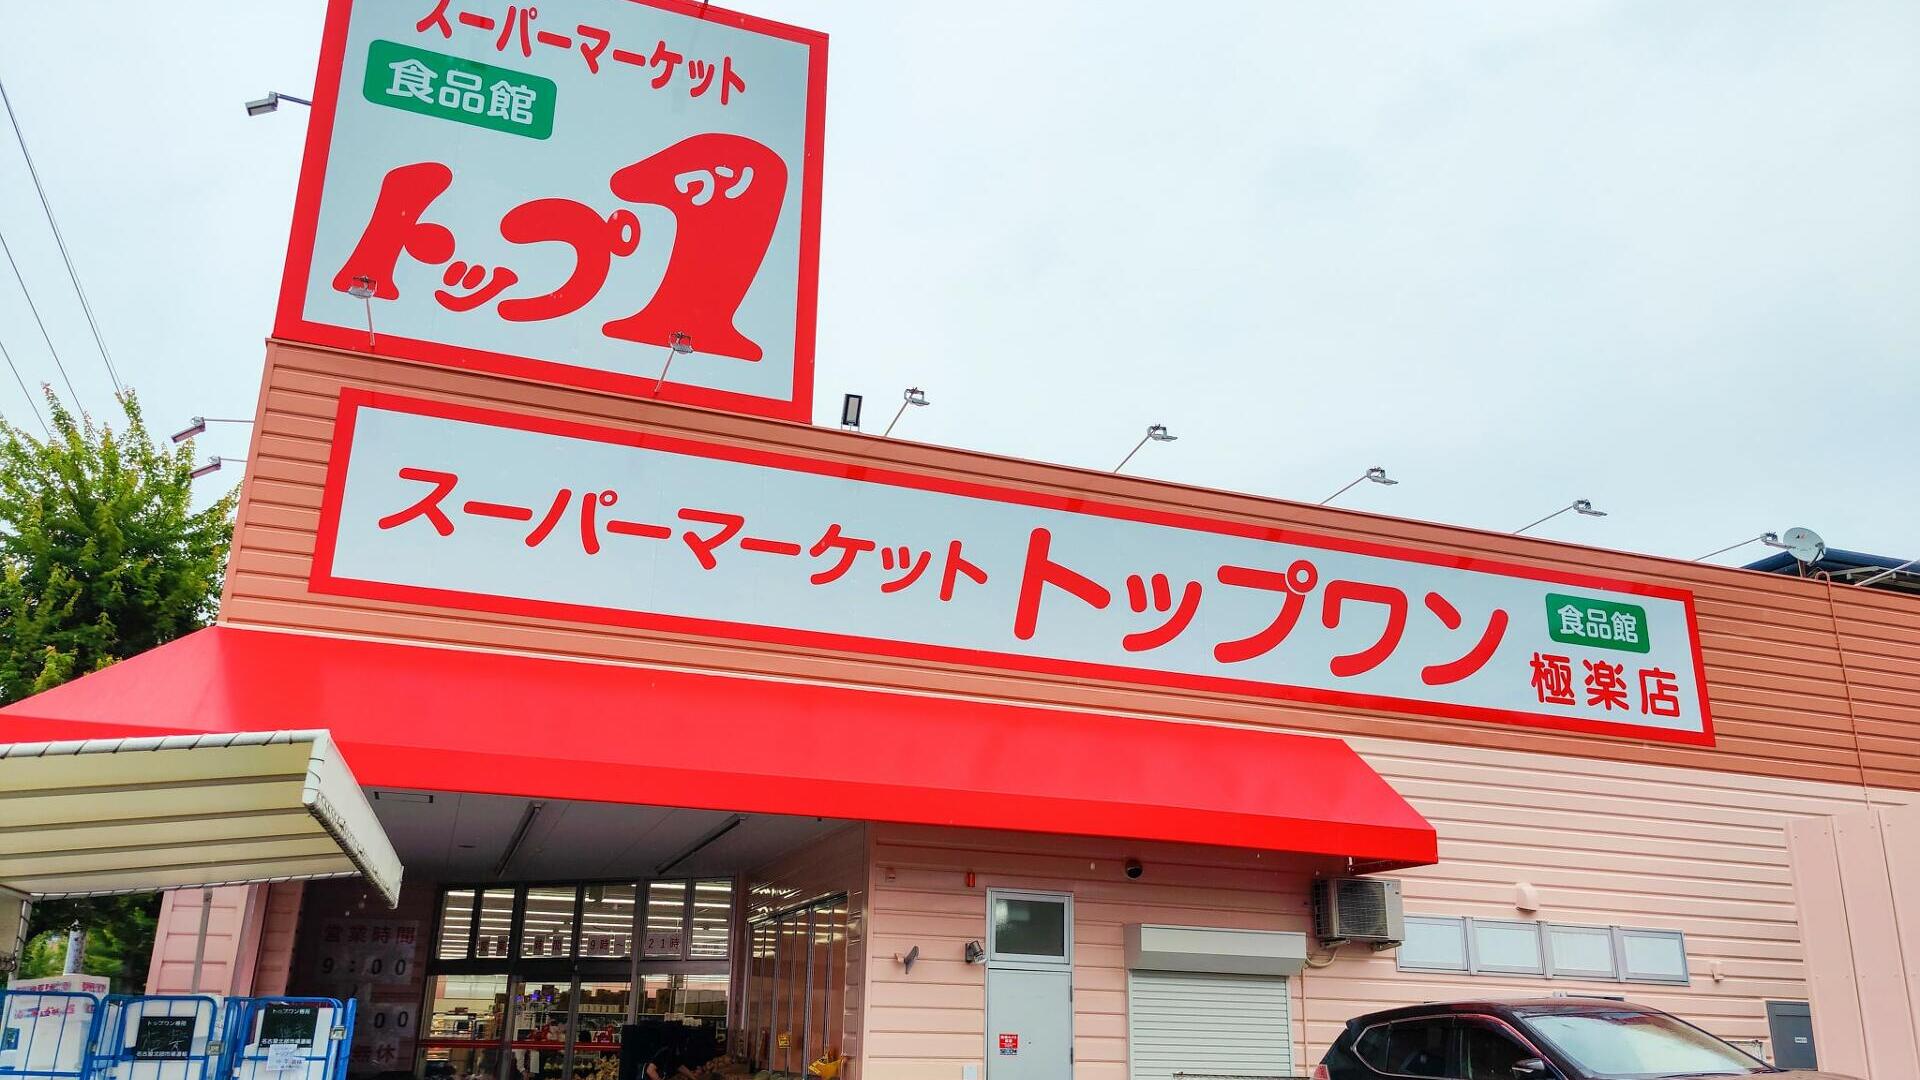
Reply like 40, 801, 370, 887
742, 896, 847, 1078
565, 982, 631, 1080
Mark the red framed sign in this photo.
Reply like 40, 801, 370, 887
312, 390, 1716, 746
276, 0, 827, 422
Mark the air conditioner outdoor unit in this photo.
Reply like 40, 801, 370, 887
1312, 877, 1404, 949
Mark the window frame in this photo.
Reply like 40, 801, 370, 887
1394, 914, 1686, 987
1468, 918, 1546, 976
1543, 922, 1619, 980
1455, 1014, 1553, 1080
1396, 915, 1471, 973
985, 888, 1073, 968
429, 877, 734, 974
1354, 1017, 1456, 1079
1615, 927, 1690, 985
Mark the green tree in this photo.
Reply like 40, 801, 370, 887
0, 390, 236, 704
2, 390, 233, 989
19, 895, 162, 993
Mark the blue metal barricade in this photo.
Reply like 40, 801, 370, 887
90, 996, 226, 1080
219, 998, 353, 1080
0, 990, 105, 1080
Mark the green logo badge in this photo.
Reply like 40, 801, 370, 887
362, 40, 555, 140
1545, 593, 1650, 654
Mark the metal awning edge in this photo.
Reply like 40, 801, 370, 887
0, 729, 403, 906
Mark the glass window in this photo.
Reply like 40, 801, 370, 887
745, 922, 775, 1068
1472, 919, 1544, 974
821, 898, 847, 1066
991, 895, 1067, 960
1384, 1019, 1452, 1078
510, 979, 569, 1080
567, 980, 629, 1080
1546, 924, 1617, 979
642, 881, 688, 959
1520, 1007, 1764, 1075
419, 974, 508, 1080
776, 912, 809, 1074
475, 888, 517, 959
521, 886, 577, 959
1619, 929, 1689, 984
1353, 1025, 1389, 1071
1398, 916, 1469, 971
689, 879, 732, 959
579, 883, 635, 959
1460, 1021, 1534, 1080
438, 889, 477, 960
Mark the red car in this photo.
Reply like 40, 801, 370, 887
1313, 998, 1857, 1080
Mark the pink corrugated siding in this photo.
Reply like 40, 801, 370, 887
858, 738, 1920, 1077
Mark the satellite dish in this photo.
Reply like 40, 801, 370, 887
1781, 527, 1826, 565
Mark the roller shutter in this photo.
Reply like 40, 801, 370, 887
1127, 970, 1293, 1080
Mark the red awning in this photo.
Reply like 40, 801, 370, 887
0, 626, 1436, 868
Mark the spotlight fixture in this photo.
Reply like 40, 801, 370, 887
840, 393, 864, 431
882, 386, 930, 438
189, 456, 228, 480
1320, 466, 1399, 505
1514, 498, 1607, 535
651, 331, 694, 397
244, 91, 312, 118
1115, 424, 1176, 473
1694, 531, 1790, 562
170, 416, 254, 444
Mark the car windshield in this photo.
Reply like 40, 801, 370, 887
1517, 1008, 1769, 1078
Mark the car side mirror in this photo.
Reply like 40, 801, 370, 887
1510, 1058, 1551, 1079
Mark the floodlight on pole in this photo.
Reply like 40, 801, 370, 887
1320, 466, 1398, 506
1514, 498, 1607, 535
1114, 424, 1176, 473
651, 331, 693, 397
170, 416, 254, 444
245, 91, 313, 117
346, 275, 378, 347
189, 456, 245, 480
1693, 531, 1790, 562
882, 387, 930, 438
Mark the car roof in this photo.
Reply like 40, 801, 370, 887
1346, 998, 1658, 1027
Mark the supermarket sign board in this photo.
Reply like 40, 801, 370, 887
312, 391, 1715, 745
276, 0, 827, 421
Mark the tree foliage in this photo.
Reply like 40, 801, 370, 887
20, 895, 162, 993
0, 390, 236, 704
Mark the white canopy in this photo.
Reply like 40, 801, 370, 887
0, 730, 402, 906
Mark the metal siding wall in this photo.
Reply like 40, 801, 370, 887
1786, 806, 1920, 1079
1126, 971, 1292, 1080
221, 342, 1920, 795
860, 744, 1920, 1077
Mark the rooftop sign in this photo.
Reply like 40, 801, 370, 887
276, 0, 827, 421
313, 391, 1716, 745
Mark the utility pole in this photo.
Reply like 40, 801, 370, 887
62, 920, 85, 973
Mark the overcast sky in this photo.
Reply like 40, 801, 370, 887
0, 1, 1914, 564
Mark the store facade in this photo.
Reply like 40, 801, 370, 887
5, 342, 1917, 1080
6, 1, 1920, 1078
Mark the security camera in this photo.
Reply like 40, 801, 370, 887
1124, 859, 1144, 880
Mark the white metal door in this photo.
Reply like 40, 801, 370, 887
986, 966, 1072, 1080
1127, 971, 1292, 1080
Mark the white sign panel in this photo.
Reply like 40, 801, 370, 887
313, 391, 1715, 744
277, 0, 826, 421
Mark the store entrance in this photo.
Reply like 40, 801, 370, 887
739, 895, 850, 1078
417, 880, 737, 1080
290, 790, 852, 1080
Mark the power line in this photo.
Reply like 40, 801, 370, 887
0, 74, 123, 396
0, 224, 80, 406
0, 332, 47, 436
